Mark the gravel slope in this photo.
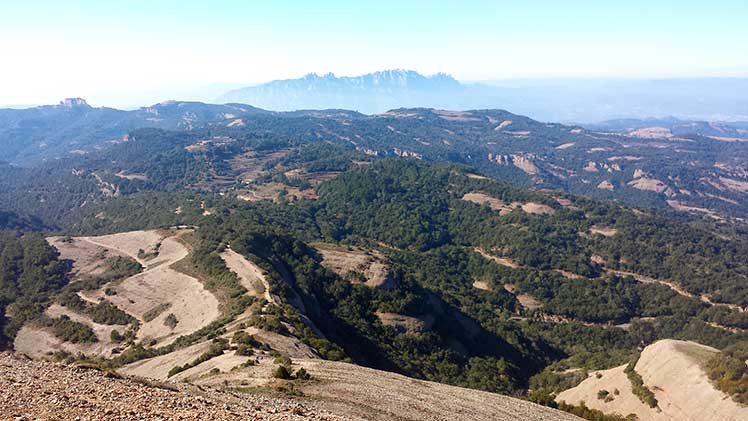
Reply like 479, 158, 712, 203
0, 353, 340, 420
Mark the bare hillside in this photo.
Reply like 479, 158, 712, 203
556, 339, 748, 421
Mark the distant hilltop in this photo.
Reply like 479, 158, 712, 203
57, 98, 90, 109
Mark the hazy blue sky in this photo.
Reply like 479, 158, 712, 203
2, 0, 747, 107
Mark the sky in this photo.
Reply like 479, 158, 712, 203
1, 0, 747, 108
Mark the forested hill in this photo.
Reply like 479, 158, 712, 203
0, 99, 268, 164
2, 102, 748, 220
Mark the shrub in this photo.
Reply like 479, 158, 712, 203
274, 355, 292, 366
167, 338, 228, 378
110, 329, 123, 343
248, 315, 289, 335
167, 365, 184, 378
58, 291, 87, 311
597, 390, 609, 400
295, 367, 311, 380
45, 316, 97, 344
89, 301, 134, 325
273, 365, 292, 379
236, 344, 254, 356
164, 313, 178, 329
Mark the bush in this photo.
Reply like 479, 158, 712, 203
274, 355, 292, 366
597, 389, 609, 400
58, 291, 87, 311
248, 315, 289, 335
110, 329, 123, 343
273, 365, 292, 379
44, 316, 97, 344
167, 365, 184, 378
164, 313, 178, 329
295, 367, 311, 380
89, 301, 134, 325
236, 344, 254, 356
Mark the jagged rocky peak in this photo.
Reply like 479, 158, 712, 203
57, 98, 91, 109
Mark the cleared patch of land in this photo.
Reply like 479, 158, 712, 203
718, 177, 748, 194
628, 177, 670, 194
314, 243, 392, 288
462, 193, 555, 216
589, 226, 618, 237
115, 171, 148, 181
376, 312, 434, 335
120, 340, 213, 379
472, 280, 491, 290
628, 127, 673, 139
516, 293, 543, 310
433, 110, 481, 122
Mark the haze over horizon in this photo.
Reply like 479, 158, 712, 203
2, 0, 747, 109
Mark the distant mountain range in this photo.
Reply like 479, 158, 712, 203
216, 70, 466, 113
216, 70, 748, 122
584, 117, 748, 140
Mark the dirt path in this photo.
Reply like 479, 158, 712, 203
607, 268, 745, 312
474, 247, 520, 269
